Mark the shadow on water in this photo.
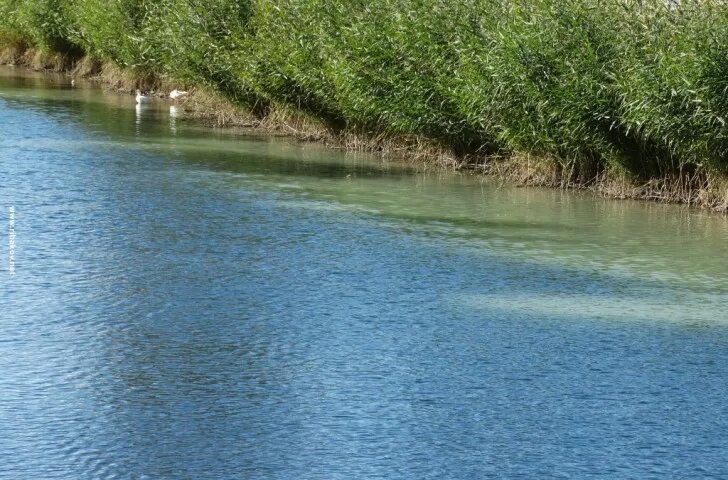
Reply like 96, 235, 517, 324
2, 67, 727, 296
1, 89, 402, 181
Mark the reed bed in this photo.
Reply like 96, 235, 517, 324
2, 0, 728, 206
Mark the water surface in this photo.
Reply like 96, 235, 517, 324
1, 67, 728, 479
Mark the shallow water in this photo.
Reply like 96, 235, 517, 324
2, 67, 728, 479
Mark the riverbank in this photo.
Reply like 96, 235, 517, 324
0, 42, 465, 162
2, 0, 728, 211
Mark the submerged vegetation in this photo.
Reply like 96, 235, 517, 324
2, 0, 728, 207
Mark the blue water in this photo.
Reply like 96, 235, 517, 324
2, 68, 728, 479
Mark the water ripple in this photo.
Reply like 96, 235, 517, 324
2, 67, 728, 479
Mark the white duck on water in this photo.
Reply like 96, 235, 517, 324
135, 89, 150, 104
169, 89, 188, 102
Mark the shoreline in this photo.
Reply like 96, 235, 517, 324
2, 45, 728, 213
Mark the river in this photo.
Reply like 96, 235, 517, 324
2, 67, 728, 479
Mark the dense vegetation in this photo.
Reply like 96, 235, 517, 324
1, 0, 728, 182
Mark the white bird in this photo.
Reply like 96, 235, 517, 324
135, 89, 150, 104
169, 89, 188, 101
70, 78, 75, 87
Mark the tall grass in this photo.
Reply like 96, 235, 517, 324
2, 0, 728, 181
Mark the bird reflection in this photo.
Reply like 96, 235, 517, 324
135, 103, 146, 136
169, 105, 178, 135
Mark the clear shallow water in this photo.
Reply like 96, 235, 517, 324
1, 67, 728, 479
